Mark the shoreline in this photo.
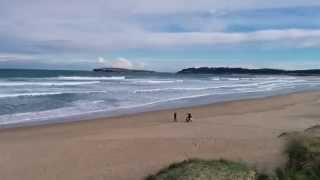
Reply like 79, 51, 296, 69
1, 91, 320, 180
0, 89, 316, 130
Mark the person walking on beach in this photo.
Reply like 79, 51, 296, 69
186, 113, 192, 123
173, 112, 177, 122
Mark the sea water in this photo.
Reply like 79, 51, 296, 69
1, 69, 320, 127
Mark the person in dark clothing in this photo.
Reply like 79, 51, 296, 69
188, 113, 192, 122
173, 112, 177, 122
186, 113, 192, 122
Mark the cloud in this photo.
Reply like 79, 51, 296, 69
3, 0, 319, 16
4, 28, 320, 56
1, 1, 320, 70
111, 57, 133, 69
97, 57, 145, 69
135, 62, 146, 69
1, 1, 320, 55
24, 29, 320, 53
115, 29, 320, 49
0, 53, 34, 62
97, 57, 106, 65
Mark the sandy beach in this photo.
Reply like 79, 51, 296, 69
1, 91, 320, 180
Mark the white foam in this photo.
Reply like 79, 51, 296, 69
0, 89, 264, 126
0, 91, 106, 98
226, 78, 240, 81
134, 83, 261, 93
0, 81, 100, 86
1, 75, 320, 127
57, 76, 125, 81
119, 93, 218, 110
0, 99, 108, 126
0, 92, 65, 98
131, 79, 183, 84
211, 77, 220, 81
0, 107, 86, 125
133, 78, 308, 94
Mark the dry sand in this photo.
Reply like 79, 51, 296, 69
1, 91, 320, 180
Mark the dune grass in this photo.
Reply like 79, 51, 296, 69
272, 135, 320, 180
145, 159, 256, 180
145, 125, 320, 180
260, 127, 320, 180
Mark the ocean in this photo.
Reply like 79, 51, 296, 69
1, 69, 320, 128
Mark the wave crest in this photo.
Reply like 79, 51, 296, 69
57, 76, 126, 81
0, 81, 100, 86
0, 91, 105, 98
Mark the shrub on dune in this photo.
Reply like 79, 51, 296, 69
145, 159, 256, 180
273, 131, 320, 180
146, 126, 320, 180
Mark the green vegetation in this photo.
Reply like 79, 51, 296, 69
256, 126, 320, 180
145, 159, 256, 180
270, 134, 320, 180
145, 125, 320, 180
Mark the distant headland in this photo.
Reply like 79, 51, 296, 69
177, 67, 320, 76
93, 67, 320, 76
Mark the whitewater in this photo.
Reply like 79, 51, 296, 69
1, 69, 320, 127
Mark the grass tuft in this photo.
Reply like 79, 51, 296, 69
145, 159, 256, 180
271, 132, 320, 180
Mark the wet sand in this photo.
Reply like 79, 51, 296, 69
1, 91, 320, 180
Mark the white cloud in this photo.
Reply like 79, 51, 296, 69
0, 53, 34, 62
97, 57, 106, 65
2, 0, 320, 71
111, 57, 134, 69
42, 29, 320, 53
97, 57, 145, 69
144, 29, 320, 48
87, 29, 320, 50
2, 0, 320, 54
135, 62, 146, 69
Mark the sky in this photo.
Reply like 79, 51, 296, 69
1, 1, 320, 72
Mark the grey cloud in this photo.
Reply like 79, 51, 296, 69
0, 0, 320, 71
